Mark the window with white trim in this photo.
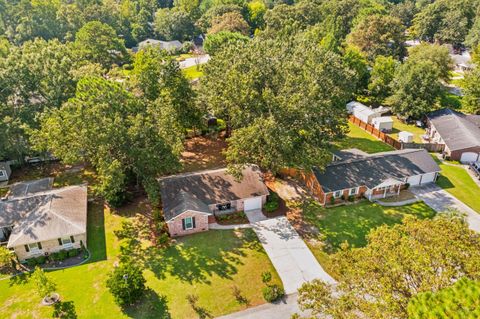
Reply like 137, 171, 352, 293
333, 190, 342, 198
349, 187, 358, 195
28, 242, 41, 252
184, 217, 194, 230
61, 237, 73, 247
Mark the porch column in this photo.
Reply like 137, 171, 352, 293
383, 187, 387, 198
397, 184, 401, 195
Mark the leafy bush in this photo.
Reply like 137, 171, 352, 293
261, 271, 272, 284
67, 249, 79, 258
262, 284, 285, 302
51, 250, 69, 262
404, 183, 410, 189
330, 196, 336, 205
348, 195, 355, 202
26, 258, 37, 267
35, 255, 47, 265
106, 262, 146, 306
216, 118, 226, 132
264, 193, 279, 212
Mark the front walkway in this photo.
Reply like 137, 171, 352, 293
411, 184, 480, 232
245, 210, 336, 294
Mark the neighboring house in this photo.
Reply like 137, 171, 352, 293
0, 179, 88, 261
307, 148, 440, 205
159, 166, 269, 237
0, 162, 11, 182
135, 39, 183, 52
346, 101, 390, 124
451, 51, 474, 71
426, 108, 480, 163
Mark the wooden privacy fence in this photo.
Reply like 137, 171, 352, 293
348, 116, 445, 153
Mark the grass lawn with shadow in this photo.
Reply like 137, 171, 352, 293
182, 65, 204, 80
436, 161, 480, 213
388, 117, 425, 143
0, 204, 281, 318
334, 122, 394, 154
302, 200, 436, 252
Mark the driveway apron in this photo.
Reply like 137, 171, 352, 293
245, 210, 336, 294
411, 184, 480, 232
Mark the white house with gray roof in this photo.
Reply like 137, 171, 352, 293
0, 179, 87, 261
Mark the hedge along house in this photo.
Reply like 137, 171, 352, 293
426, 108, 480, 163
0, 179, 87, 262
310, 148, 440, 205
159, 166, 269, 237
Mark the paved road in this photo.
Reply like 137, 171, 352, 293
245, 211, 336, 294
217, 293, 310, 319
179, 55, 210, 69
411, 184, 480, 232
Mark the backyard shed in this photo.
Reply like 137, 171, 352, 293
372, 117, 394, 132
0, 162, 11, 182
398, 131, 414, 143
346, 101, 381, 124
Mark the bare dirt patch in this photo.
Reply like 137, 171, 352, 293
181, 136, 227, 172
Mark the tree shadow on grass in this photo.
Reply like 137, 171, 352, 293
123, 288, 171, 319
53, 300, 77, 319
8, 272, 30, 287
436, 174, 455, 190
144, 229, 260, 284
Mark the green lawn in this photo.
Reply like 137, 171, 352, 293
182, 65, 204, 80
302, 201, 436, 251
0, 204, 281, 318
388, 117, 425, 143
334, 122, 394, 154
436, 161, 480, 213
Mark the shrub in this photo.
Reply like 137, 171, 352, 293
26, 258, 37, 267
348, 195, 355, 202
261, 271, 272, 284
106, 262, 146, 306
262, 284, 285, 302
35, 256, 47, 265
330, 196, 336, 205
264, 193, 280, 212
67, 249, 79, 258
405, 183, 410, 189
51, 250, 69, 262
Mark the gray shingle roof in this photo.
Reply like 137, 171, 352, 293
9, 178, 53, 198
0, 184, 88, 247
159, 166, 269, 221
314, 149, 440, 192
427, 108, 480, 151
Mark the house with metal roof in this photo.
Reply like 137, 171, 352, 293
426, 108, 480, 163
0, 180, 88, 261
309, 148, 440, 205
159, 166, 269, 237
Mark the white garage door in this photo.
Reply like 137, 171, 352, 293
244, 197, 262, 211
419, 172, 436, 184
407, 175, 422, 186
460, 152, 479, 164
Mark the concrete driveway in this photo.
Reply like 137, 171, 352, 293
245, 211, 336, 294
411, 184, 480, 232
179, 54, 210, 69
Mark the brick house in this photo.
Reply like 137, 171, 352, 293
159, 166, 269, 237
0, 179, 87, 261
305, 148, 440, 205
426, 108, 480, 163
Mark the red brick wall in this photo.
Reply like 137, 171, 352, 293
324, 186, 367, 205
450, 147, 480, 161
167, 211, 209, 237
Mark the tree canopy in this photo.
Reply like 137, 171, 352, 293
296, 216, 480, 319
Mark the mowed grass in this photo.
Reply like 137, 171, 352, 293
0, 204, 281, 318
182, 65, 204, 80
436, 161, 480, 213
388, 117, 426, 143
334, 122, 394, 154
302, 201, 436, 251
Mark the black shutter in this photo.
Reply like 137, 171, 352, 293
70, 236, 75, 243
192, 217, 196, 229
58, 238, 62, 246
38, 242, 42, 250
182, 219, 186, 230
24, 245, 30, 252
